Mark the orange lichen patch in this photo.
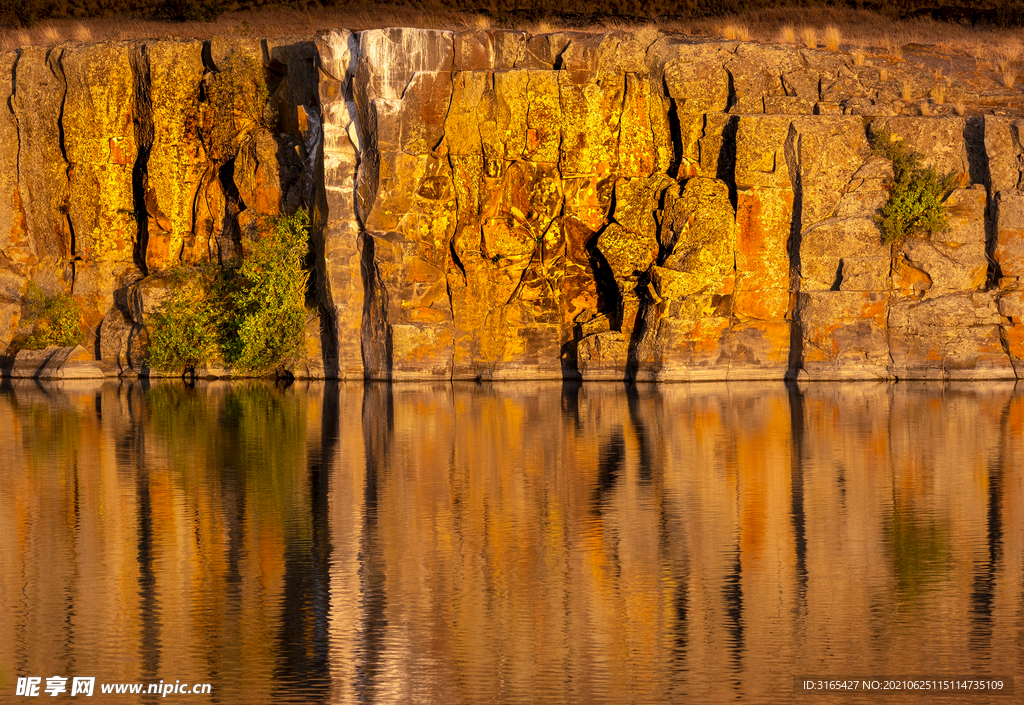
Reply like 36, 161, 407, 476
687, 316, 732, 355
733, 288, 789, 321
978, 337, 1008, 355
720, 272, 736, 295
732, 320, 791, 363
616, 74, 656, 179
797, 291, 891, 368
995, 228, 1024, 278
735, 187, 793, 253
5, 188, 35, 269
734, 187, 793, 297
563, 176, 613, 233
892, 255, 933, 296
1004, 323, 1024, 362
62, 43, 139, 265
860, 297, 888, 320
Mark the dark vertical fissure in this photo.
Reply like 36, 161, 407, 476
966, 117, 1002, 289
10, 51, 21, 190
586, 232, 622, 330
50, 48, 75, 270
131, 44, 154, 277
717, 116, 739, 212
663, 81, 683, 177
784, 124, 804, 378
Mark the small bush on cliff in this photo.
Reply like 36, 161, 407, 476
871, 130, 958, 246
147, 209, 309, 375
146, 272, 222, 372
21, 284, 83, 351
222, 209, 310, 372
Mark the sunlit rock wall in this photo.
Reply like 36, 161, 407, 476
314, 29, 1024, 381
5, 29, 1024, 380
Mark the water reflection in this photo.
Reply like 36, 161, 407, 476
0, 380, 1021, 703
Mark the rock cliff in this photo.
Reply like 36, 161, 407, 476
3, 29, 1024, 381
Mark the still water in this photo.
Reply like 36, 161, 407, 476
0, 380, 1021, 703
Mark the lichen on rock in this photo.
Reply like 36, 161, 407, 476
4, 29, 1024, 381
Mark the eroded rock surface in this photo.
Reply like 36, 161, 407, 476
4, 31, 1024, 380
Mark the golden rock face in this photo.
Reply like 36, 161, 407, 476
5, 30, 1024, 380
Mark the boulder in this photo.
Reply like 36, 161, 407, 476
127, 272, 180, 328
734, 115, 793, 189
454, 29, 526, 71
12, 47, 72, 279
98, 306, 136, 376
800, 217, 890, 292
789, 116, 871, 226
734, 186, 793, 321
9, 345, 106, 380
142, 40, 211, 270
559, 31, 646, 80
898, 188, 988, 295
516, 32, 581, 70
888, 293, 1015, 379
0, 51, 28, 288
651, 40, 731, 116
994, 190, 1024, 280
315, 29, 365, 379
616, 74, 659, 178
795, 291, 891, 379
448, 159, 567, 380
659, 176, 735, 296
354, 28, 454, 140
558, 72, 625, 177
869, 117, 970, 177
61, 42, 142, 331
998, 289, 1024, 377
576, 331, 629, 380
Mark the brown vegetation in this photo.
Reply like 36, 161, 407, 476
2, 1, 1024, 77
823, 25, 841, 51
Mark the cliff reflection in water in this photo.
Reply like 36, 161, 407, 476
0, 380, 1022, 703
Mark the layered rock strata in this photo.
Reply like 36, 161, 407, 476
3, 30, 1024, 380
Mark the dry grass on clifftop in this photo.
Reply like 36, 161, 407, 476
0, 4, 1021, 59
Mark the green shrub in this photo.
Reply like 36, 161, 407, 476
147, 210, 310, 375
146, 272, 222, 372
21, 284, 83, 350
223, 209, 310, 373
871, 130, 959, 246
